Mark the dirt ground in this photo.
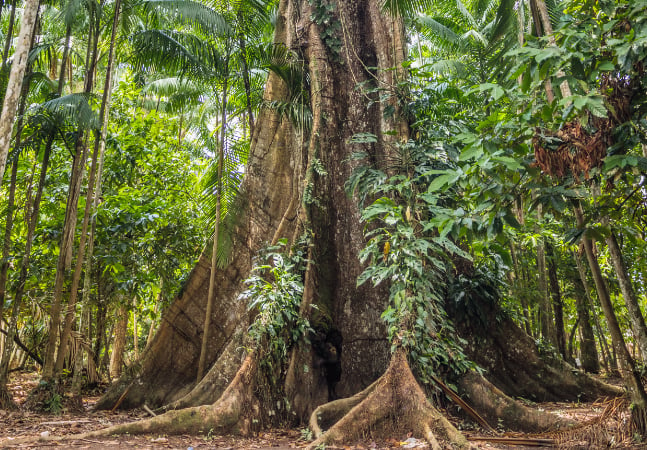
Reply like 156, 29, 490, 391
0, 371, 643, 449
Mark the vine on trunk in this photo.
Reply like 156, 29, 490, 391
349, 142, 477, 384
239, 238, 315, 424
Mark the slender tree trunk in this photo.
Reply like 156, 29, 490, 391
41, 137, 89, 379
571, 253, 599, 373
78, 0, 119, 381
510, 243, 532, 335
606, 232, 647, 362
567, 318, 578, 362
146, 288, 161, 349
0, 21, 39, 408
110, 305, 128, 379
546, 243, 567, 359
1, 0, 17, 67
0, 110, 24, 321
237, 22, 254, 137
133, 297, 139, 360
535, 205, 557, 347
574, 203, 647, 432
0, 0, 39, 185
42, 11, 102, 379
197, 52, 230, 382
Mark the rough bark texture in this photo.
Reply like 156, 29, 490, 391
98, 0, 404, 412
109, 306, 128, 379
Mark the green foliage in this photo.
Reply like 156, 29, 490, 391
351, 143, 476, 382
44, 392, 63, 415
308, 0, 342, 61
241, 239, 313, 365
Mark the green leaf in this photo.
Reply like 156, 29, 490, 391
492, 156, 523, 171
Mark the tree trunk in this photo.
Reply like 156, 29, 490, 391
571, 254, 599, 373
0, 0, 39, 186
546, 242, 567, 359
535, 207, 557, 347
606, 232, 647, 362
98, 0, 408, 412
1, 0, 17, 67
110, 305, 128, 379
42, 11, 101, 380
238, 30, 254, 138
0, 20, 39, 409
574, 203, 647, 433
54, 0, 121, 376
197, 50, 230, 382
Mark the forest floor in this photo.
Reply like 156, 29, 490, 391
0, 371, 643, 449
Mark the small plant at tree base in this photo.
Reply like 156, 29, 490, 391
44, 392, 63, 415
300, 427, 314, 441
240, 238, 314, 376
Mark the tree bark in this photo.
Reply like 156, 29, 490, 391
0, 0, 39, 186
546, 242, 567, 359
110, 305, 128, 379
606, 232, 647, 362
574, 203, 647, 433
197, 50, 230, 382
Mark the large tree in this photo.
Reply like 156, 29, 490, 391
36, 0, 619, 447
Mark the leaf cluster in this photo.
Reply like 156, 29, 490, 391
240, 239, 314, 368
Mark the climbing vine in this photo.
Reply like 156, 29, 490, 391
308, 0, 342, 62
348, 142, 478, 383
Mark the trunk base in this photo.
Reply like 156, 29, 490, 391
0, 384, 18, 410
308, 350, 469, 450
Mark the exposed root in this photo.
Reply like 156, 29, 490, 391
457, 371, 576, 433
307, 350, 469, 449
1, 353, 260, 447
309, 380, 378, 437
159, 327, 246, 412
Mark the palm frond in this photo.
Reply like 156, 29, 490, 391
30, 93, 99, 130
380, 0, 437, 18
487, 0, 518, 50
426, 59, 469, 77
455, 0, 477, 29
262, 99, 312, 133
130, 29, 223, 79
415, 15, 462, 53
25, 71, 58, 101
144, 0, 232, 36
